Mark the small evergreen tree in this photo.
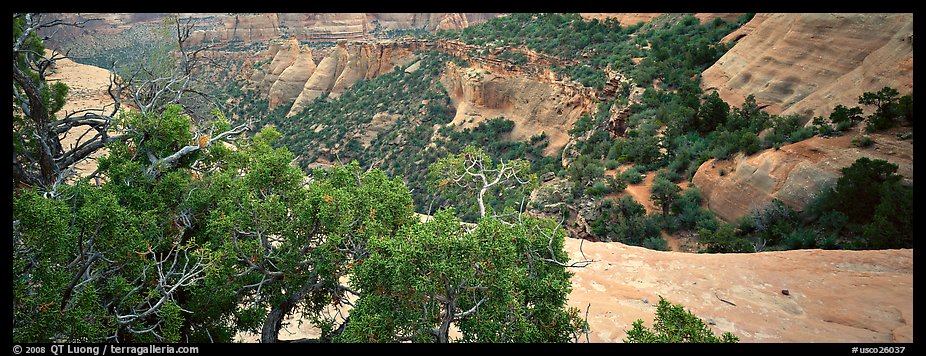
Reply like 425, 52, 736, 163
625, 296, 738, 343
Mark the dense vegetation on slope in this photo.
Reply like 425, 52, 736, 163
14, 15, 587, 343
433, 13, 752, 90
699, 157, 914, 252
252, 51, 557, 221
244, 13, 912, 250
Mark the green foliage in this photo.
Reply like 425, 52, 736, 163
829, 104, 864, 128
663, 187, 718, 234
810, 157, 912, 249
620, 166, 643, 184
14, 106, 226, 342
622, 126, 665, 167
428, 145, 537, 220
436, 13, 743, 91
852, 135, 874, 147
585, 179, 610, 197
698, 224, 753, 253
703, 157, 913, 253
860, 87, 902, 131
650, 176, 681, 217
696, 92, 729, 134
341, 209, 587, 342
822, 157, 901, 223
861, 182, 913, 249
18, 103, 592, 343
897, 94, 913, 126
763, 114, 809, 148
812, 116, 836, 136
592, 196, 661, 245
625, 297, 738, 343
567, 155, 605, 195
495, 48, 529, 65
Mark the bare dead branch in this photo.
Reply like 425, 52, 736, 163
145, 122, 249, 179
453, 296, 488, 320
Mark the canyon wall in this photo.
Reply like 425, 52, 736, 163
42, 13, 500, 47
440, 61, 597, 156
701, 13, 913, 120
260, 38, 318, 109
284, 40, 422, 116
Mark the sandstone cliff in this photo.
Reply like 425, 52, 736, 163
440, 61, 598, 156
285, 40, 421, 116
274, 37, 601, 154
264, 39, 317, 110
702, 13, 913, 120
42, 13, 502, 56
288, 47, 347, 115
691, 131, 913, 223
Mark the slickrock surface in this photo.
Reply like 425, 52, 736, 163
702, 13, 913, 120
564, 238, 913, 343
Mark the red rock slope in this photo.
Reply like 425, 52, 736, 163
564, 238, 913, 342
691, 130, 913, 223
702, 13, 913, 120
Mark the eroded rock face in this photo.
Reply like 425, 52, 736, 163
285, 41, 420, 116
185, 13, 499, 43
691, 131, 913, 223
289, 47, 347, 115
329, 41, 419, 97
440, 61, 597, 156
188, 13, 501, 46
266, 39, 317, 110
702, 13, 913, 120
564, 238, 913, 342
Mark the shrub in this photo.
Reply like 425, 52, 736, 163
699, 224, 751, 253
607, 176, 627, 193
621, 166, 643, 184
585, 180, 610, 196
625, 297, 739, 343
643, 236, 670, 251
605, 159, 620, 170
852, 135, 874, 147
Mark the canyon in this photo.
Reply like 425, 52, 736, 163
42, 13, 502, 50
250, 37, 605, 155
38, 12, 914, 343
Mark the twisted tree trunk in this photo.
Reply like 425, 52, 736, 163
260, 275, 322, 343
